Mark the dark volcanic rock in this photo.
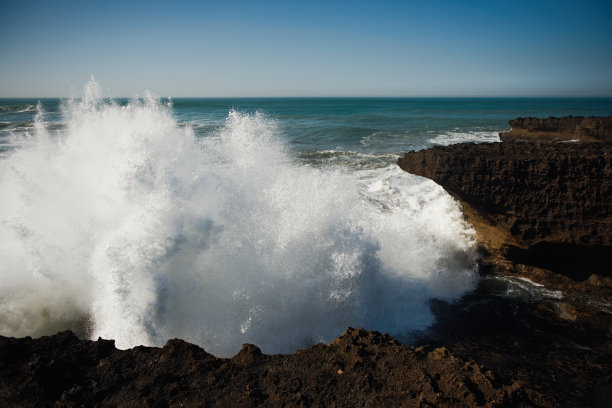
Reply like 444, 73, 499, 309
0, 329, 533, 407
3, 305, 611, 408
420, 280, 612, 408
396, 116, 612, 408
398, 118, 612, 293
500, 116, 612, 143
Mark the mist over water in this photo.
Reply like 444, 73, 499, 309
0, 80, 479, 356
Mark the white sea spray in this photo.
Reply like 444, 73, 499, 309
0, 79, 478, 356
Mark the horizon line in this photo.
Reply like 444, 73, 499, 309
2, 95, 612, 100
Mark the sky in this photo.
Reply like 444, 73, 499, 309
1, 0, 611, 97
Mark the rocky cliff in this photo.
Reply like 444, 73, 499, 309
398, 117, 612, 295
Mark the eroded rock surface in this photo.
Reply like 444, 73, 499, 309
397, 117, 612, 295
394, 116, 612, 408
501, 116, 612, 143
0, 329, 532, 407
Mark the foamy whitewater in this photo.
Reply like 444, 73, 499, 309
0, 81, 481, 356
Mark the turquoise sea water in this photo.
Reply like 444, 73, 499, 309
1, 92, 611, 356
3, 97, 612, 163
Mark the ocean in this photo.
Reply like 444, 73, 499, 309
2, 80, 611, 356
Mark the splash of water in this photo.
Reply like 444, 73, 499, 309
0, 79, 477, 356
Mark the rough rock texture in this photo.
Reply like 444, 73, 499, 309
0, 329, 533, 407
397, 117, 612, 294
421, 280, 612, 408
393, 116, 612, 408
501, 116, 612, 143
2, 296, 611, 408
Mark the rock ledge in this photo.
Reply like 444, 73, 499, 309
398, 116, 612, 296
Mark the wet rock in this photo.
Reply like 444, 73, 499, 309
398, 116, 612, 408
397, 117, 612, 298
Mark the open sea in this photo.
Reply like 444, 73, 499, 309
2, 81, 611, 356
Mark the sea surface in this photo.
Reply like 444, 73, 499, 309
4, 96, 612, 161
1, 81, 611, 356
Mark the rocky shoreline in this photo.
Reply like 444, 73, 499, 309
0, 328, 533, 407
400, 116, 612, 407
1, 116, 611, 407
398, 116, 612, 298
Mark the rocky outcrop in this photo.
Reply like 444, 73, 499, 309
3, 290, 611, 408
397, 117, 612, 295
393, 116, 612, 407
500, 116, 612, 143
0, 329, 533, 407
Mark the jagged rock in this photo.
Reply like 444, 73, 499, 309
398, 117, 612, 293
0, 329, 534, 407
396, 118, 612, 407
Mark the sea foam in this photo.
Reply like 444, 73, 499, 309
429, 130, 500, 146
0, 79, 478, 356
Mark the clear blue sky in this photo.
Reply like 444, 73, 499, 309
1, 0, 611, 97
